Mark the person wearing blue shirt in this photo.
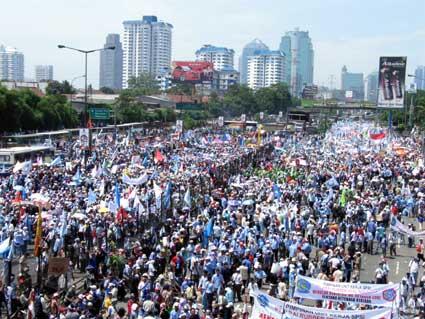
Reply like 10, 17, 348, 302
289, 242, 298, 258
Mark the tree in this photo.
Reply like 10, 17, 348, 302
222, 84, 257, 116
0, 86, 79, 133
206, 92, 223, 117
255, 83, 293, 114
126, 73, 160, 96
167, 83, 193, 95
100, 87, 115, 94
45, 80, 76, 95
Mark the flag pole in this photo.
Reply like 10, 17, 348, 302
34, 205, 43, 290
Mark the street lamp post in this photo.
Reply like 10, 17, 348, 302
58, 44, 115, 158
70, 74, 86, 105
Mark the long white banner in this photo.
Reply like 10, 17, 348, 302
122, 173, 149, 186
251, 289, 393, 319
390, 216, 425, 238
294, 275, 399, 307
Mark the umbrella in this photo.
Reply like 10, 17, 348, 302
242, 199, 254, 206
72, 213, 87, 220
13, 185, 25, 192
99, 207, 109, 213
228, 200, 241, 207
41, 212, 52, 220
12, 200, 33, 207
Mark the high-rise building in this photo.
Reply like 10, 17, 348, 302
0, 45, 24, 81
279, 29, 314, 96
365, 71, 379, 103
341, 65, 364, 99
246, 50, 285, 90
213, 67, 240, 92
195, 45, 234, 71
414, 66, 425, 90
122, 16, 173, 89
239, 39, 269, 85
35, 65, 53, 82
99, 34, 123, 90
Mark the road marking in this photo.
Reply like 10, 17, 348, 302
396, 261, 400, 275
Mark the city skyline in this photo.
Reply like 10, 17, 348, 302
1, 0, 423, 89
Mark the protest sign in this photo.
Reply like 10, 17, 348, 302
294, 275, 399, 307
251, 289, 393, 319
48, 257, 69, 276
390, 217, 425, 238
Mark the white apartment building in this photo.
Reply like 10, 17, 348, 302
122, 16, 172, 89
35, 65, 53, 82
247, 50, 285, 90
195, 45, 234, 71
0, 45, 24, 81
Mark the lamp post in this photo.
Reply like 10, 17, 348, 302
58, 44, 115, 157
70, 74, 86, 106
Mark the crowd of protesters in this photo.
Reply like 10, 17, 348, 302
0, 122, 423, 318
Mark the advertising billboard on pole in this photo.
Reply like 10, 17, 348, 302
377, 56, 407, 109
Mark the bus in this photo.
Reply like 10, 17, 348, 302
1, 129, 72, 148
0, 145, 54, 169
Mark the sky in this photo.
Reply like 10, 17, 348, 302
1, 0, 424, 89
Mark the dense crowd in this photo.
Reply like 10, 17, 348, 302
0, 122, 424, 318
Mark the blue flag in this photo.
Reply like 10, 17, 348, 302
273, 184, 282, 199
50, 156, 62, 167
184, 188, 191, 208
72, 168, 81, 185
203, 218, 214, 247
57, 211, 68, 252
115, 181, 121, 209
88, 189, 97, 205
142, 156, 149, 168
162, 182, 172, 210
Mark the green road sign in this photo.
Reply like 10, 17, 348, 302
89, 108, 110, 120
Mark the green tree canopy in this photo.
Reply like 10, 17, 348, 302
45, 80, 76, 95
126, 73, 160, 96
0, 86, 78, 133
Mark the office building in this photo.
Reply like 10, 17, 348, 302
35, 65, 53, 82
239, 39, 269, 85
341, 65, 364, 99
365, 71, 379, 103
246, 50, 285, 90
213, 67, 239, 92
414, 66, 425, 90
279, 29, 314, 96
122, 15, 173, 88
99, 34, 123, 90
195, 45, 234, 71
0, 45, 24, 81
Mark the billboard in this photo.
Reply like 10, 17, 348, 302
377, 56, 407, 108
172, 61, 214, 84
79, 129, 89, 148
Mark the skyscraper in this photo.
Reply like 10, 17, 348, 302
246, 50, 285, 90
35, 65, 53, 82
279, 29, 314, 96
0, 45, 24, 81
195, 45, 234, 71
122, 16, 173, 89
365, 71, 378, 103
239, 39, 269, 85
414, 66, 425, 90
99, 34, 123, 90
341, 65, 364, 99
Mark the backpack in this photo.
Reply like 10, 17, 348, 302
416, 244, 422, 253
